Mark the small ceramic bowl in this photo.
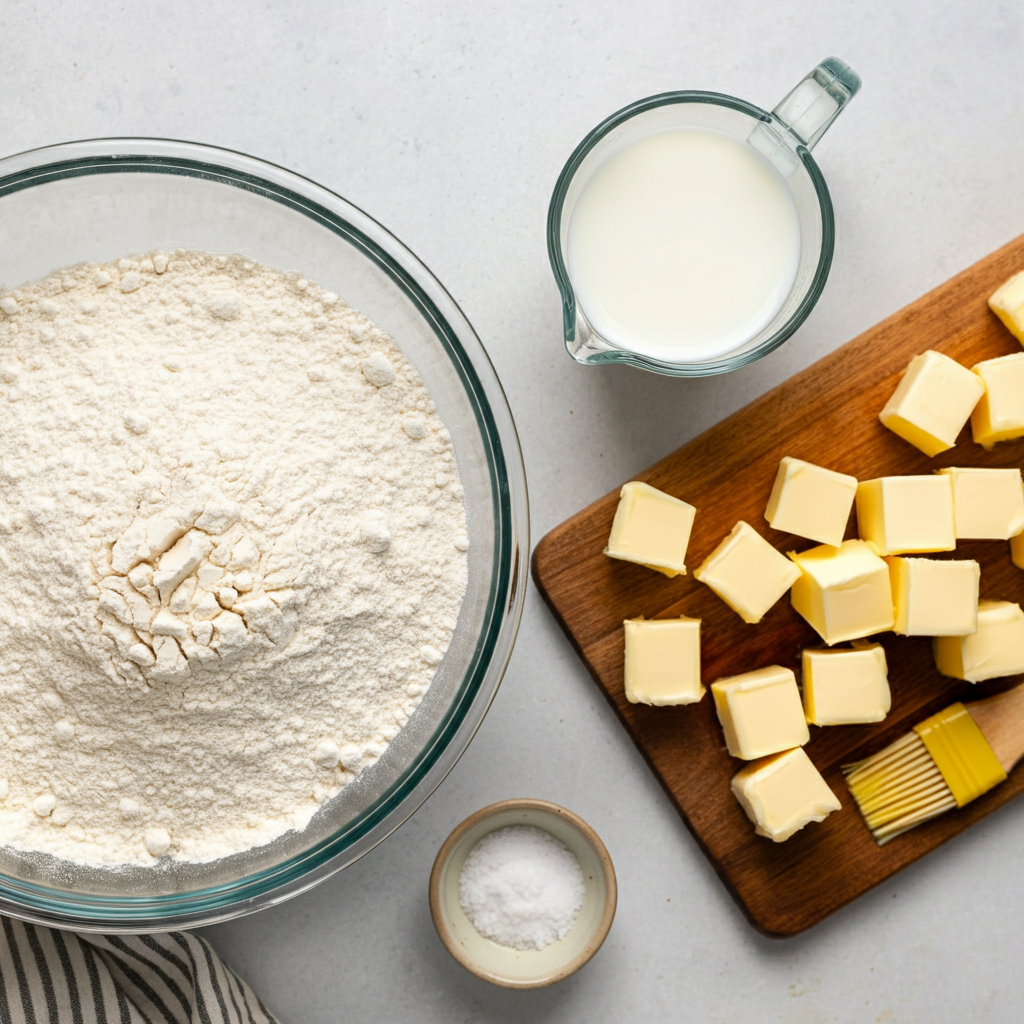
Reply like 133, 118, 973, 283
429, 798, 616, 988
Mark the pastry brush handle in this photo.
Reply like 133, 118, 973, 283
966, 680, 1024, 773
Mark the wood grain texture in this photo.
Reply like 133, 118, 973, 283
532, 233, 1024, 937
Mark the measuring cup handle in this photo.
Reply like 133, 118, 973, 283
771, 57, 861, 151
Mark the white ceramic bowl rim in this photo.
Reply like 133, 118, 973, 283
430, 799, 617, 988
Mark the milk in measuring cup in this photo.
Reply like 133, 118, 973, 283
566, 128, 801, 363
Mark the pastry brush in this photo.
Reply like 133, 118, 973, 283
843, 681, 1024, 844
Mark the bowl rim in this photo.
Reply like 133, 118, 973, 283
428, 798, 617, 988
0, 137, 530, 931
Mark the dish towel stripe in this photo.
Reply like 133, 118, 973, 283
0, 920, 276, 1024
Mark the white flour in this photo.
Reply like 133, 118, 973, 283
0, 251, 468, 865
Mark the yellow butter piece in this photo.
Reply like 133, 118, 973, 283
971, 352, 1024, 448
604, 481, 696, 577
933, 599, 1024, 683
988, 268, 1024, 344
855, 475, 955, 555
879, 350, 985, 457
914, 703, 1006, 807
887, 556, 979, 636
801, 644, 891, 725
764, 456, 857, 546
789, 540, 894, 645
731, 747, 841, 842
711, 665, 809, 760
939, 466, 1024, 539
693, 521, 800, 624
1011, 529, 1024, 570
623, 616, 702, 706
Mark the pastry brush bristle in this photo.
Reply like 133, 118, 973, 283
843, 731, 958, 844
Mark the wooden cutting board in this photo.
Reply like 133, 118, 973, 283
532, 233, 1024, 937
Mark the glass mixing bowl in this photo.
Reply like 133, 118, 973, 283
0, 138, 529, 931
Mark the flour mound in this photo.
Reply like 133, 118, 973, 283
0, 251, 468, 865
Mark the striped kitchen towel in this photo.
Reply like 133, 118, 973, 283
0, 918, 277, 1024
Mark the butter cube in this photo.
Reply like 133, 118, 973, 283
693, 521, 801, 624
1011, 530, 1024, 570
711, 665, 809, 760
989, 268, 1024, 343
802, 645, 891, 725
887, 556, 979, 636
731, 748, 841, 842
855, 475, 955, 555
764, 457, 857, 546
971, 352, 1024, 448
939, 467, 1024, 539
623, 617, 702, 706
789, 540, 894, 645
879, 350, 985, 457
604, 481, 696, 577
934, 600, 1024, 682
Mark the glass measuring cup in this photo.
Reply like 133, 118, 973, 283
547, 58, 861, 377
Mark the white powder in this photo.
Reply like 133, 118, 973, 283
0, 251, 468, 865
458, 826, 586, 950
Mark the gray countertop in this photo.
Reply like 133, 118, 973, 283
5, 1, 1024, 1019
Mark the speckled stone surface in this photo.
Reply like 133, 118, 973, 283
4, 2, 1024, 1020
